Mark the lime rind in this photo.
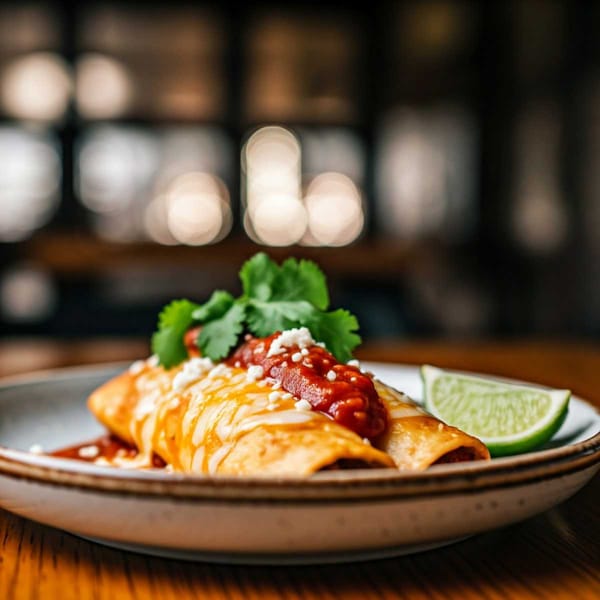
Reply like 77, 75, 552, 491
421, 365, 571, 457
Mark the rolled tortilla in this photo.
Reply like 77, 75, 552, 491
373, 380, 490, 469
88, 358, 395, 475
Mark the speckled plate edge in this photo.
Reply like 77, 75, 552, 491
0, 362, 598, 503
77, 535, 471, 565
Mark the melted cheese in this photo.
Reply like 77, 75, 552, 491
88, 357, 398, 474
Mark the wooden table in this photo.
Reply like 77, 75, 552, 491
1, 339, 598, 599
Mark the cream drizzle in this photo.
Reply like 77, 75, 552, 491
207, 443, 234, 474
191, 446, 205, 472
235, 410, 316, 434
389, 407, 424, 419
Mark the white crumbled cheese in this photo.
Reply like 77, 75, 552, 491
148, 355, 160, 367
347, 359, 360, 368
172, 357, 215, 391
301, 348, 309, 356
350, 376, 357, 383
303, 360, 313, 368
267, 404, 279, 411
29, 444, 44, 454
316, 342, 326, 348
246, 365, 264, 382
362, 438, 371, 445
294, 399, 312, 412
267, 379, 281, 390
282, 392, 293, 400
326, 370, 337, 381
291, 352, 303, 363
129, 360, 146, 375
267, 327, 316, 357
78, 445, 100, 459
268, 391, 281, 403
208, 364, 232, 379
234, 361, 241, 368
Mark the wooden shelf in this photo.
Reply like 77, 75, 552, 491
22, 233, 441, 278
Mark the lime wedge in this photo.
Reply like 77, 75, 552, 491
421, 365, 570, 457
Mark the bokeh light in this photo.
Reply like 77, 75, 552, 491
376, 107, 476, 241
0, 128, 61, 242
303, 172, 364, 246
0, 265, 57, 323
78, 127, 231, 244
244, 126, 301, 174
76, 53, 132, 119
250, 195, 308, 246
1, 52, 71, 122
165, 172, 232, 245
77, 127, 158, 216
242, 126, 306, 246
511, 103, 567, 254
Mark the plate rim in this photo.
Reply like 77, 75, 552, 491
0, 361, 598, 503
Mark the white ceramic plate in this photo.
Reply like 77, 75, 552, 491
0, 362, 598, 565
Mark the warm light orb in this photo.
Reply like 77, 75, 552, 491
243, 126, 301, 174
250, 195, 308, 247
303, 172, 364, 246
165, 172, 231, 245
1, 52, 71, 122
79, 128, 232, 244
76, 53, 132, 119
242, 126, 305, 246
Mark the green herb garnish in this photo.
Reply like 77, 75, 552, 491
151, 253, 361, 366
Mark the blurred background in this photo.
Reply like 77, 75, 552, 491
0, 0, 598, 345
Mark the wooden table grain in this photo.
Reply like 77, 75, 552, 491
1, 339, 599, 600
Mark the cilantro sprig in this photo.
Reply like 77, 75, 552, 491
151, 253, 361, 366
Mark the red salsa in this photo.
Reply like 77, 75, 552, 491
184, 327, 201, 357
227, 333, 388, 440
51, 435, 166, 467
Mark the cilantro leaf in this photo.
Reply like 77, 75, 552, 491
271, 258, 329, 309
191, 290, 235, 322
151, 252, 362, 367
246, 299, 315, 337
304, 309, 362, 363
198, 302, 246, 361
240, 252, 278, 301
151, 299, 200, 368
